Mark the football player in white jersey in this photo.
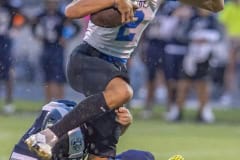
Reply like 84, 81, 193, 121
25, 0, 224, 160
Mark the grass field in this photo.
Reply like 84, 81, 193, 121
1, 100, 240, 160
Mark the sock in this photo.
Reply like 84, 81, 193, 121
50, 93, 109, 138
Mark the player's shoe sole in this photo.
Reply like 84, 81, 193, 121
168, 155, 184, 160
25, 134, 52, 160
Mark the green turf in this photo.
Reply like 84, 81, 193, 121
0, 101, 240, 160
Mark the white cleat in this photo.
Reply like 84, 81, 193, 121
25, 133, 52, 160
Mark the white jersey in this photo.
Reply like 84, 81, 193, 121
84, 0, 163, 58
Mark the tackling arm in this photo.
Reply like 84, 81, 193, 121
115, 107, 133, 135
179, 0, 224, 12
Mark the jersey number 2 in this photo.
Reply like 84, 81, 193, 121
115, 10, 144, 41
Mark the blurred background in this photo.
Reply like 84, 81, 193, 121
1, 0, 240, 160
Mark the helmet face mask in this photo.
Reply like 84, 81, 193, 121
68, 128, 85, 159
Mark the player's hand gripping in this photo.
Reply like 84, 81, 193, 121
115, 0, 138, 23
115, 107, 133, 126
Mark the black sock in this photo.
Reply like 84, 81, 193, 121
50, 93, 109, 138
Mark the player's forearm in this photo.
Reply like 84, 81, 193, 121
65, 0, 115, 19
180, 0, 224, 12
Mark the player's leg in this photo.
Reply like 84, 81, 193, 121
49, 50, 133, 137
25, 44, 133, 159
49, 76, 133, 138
104, 77, 133, 107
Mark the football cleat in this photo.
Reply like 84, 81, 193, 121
25, 133, 52, 160
168, 155, 184, 160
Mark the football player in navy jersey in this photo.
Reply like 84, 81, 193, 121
25, 0, 224, 159
10, 100, 155, 160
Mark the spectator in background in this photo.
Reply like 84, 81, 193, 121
140, 12, 164, 119
174, 8, 223, 123
32, 0, 80, 103
209, 25, 228, 102
140, 1, 179, 119
163, 4, 193, 121
218, 0, 240, 105
0, 1, 15, 114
